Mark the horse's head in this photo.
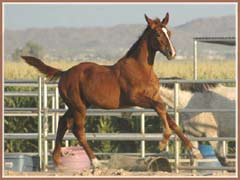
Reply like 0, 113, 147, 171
145, 13, 176, 60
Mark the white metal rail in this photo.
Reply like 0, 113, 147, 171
4, 78, 236, 172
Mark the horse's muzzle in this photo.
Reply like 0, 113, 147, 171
165, 48, 176, 60
166, 53, 176, 60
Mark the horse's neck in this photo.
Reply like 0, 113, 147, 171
139, 41, 156, 66
125, 27, 156, 68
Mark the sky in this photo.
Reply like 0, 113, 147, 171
4, 3, 236, 30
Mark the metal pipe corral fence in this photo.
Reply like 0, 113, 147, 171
4, 77, 236, 172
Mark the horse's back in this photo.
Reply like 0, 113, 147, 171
59, 62, 122, 109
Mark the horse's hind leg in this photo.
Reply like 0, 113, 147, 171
71, 108, 100, 168
52, 109, 71, 166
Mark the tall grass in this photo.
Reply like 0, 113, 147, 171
4, 61, 78, 80
154, 59, 235, 80
4, 59, 235, 80
4, 59, 236, 153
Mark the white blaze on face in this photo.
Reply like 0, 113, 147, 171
162, 27, 176, 57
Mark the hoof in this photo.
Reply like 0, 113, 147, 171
193, 148, 203, 159
159, 141, 168, 151
53, 153, 63, 168
91, 158, 102, 168
218, 156, 230, 167
53, 158, 64, 171
188, 148, 202, 165
53, 160, 63, 170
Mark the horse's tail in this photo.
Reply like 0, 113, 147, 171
21, 56, 64, 81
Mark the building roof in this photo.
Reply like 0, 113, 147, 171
193, 37, 235, 46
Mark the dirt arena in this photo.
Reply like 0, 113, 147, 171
4, 167, 236, 177
4, 154, 236, 177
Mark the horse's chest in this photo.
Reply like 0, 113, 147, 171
121, 76, 160, 99
140, 78, 159, 91
137, 76, 159, 92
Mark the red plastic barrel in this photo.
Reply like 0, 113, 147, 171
60, 146, 91, 171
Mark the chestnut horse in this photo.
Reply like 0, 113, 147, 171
22, 13, 202, 168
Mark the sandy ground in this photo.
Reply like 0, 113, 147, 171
4, 154, 236, 177
4, 168, 236, 177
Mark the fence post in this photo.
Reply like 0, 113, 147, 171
166, 143, 169, 152
174, 82, 180, 173
223, 140, 227, 157
43, 78, 48, 171
64, 104, 69, 147
193, 40, 198, 80
141, 112, 145, 158
38, 77, 42, 170
55, 86, 59, 138
51, 95, 55, 150
222, 140, 227, 174
165, 105, 169, 152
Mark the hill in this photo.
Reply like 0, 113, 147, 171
4, 15, 235, 61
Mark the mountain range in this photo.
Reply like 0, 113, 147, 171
4, 15, 235, 61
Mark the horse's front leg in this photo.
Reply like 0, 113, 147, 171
166, 113, 203, 159
129, 94, 172, 151
154, 102, 172, 151
130, 93, 202, 159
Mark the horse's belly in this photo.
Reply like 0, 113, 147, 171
87, 87, 121, 109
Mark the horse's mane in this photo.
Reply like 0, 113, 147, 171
160, 77, 219, 92
125, 27, 150, 58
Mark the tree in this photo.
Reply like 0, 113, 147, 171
11, 41, 43, 61
11, 48, 22, 61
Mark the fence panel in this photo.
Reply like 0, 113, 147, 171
4, 78, 236, 172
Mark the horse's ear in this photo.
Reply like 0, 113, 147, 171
162, 12, 169, 26
144, 14, 156, 29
